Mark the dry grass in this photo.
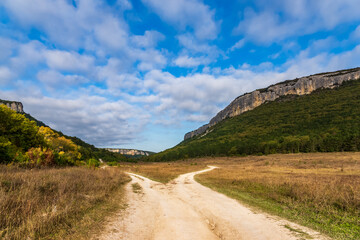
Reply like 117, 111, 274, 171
124, 152, 360, 239
195, 153, 360, 239
0, 166, 130, 240
120, 160, 208, 183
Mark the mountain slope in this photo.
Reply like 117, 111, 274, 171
185, 67, 360, 140
0, 103, 130, 166
148, 78, 360, 161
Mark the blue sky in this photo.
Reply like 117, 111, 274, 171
1, 0, 360, 152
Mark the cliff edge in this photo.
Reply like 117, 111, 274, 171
0, 99, 24, 113
184, 67, 360, 140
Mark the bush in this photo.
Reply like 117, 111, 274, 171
87, 158, 100, 168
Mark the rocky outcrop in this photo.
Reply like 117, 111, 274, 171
0, 100, 24, 113
105, 148, 152, 156
185, 67, 360, 140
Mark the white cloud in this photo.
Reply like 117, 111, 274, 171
0, 66, 13, 85
37, 70, 89, 90
0, 37, 17, 63
234, 0, 360, 44
44, 50, 95, 73
131, 30, 165, 48
131, 49, 167, 71
173, 55, 209, 68
2, 0, 131, 53
141, 0, 218, 40
93, 16, 129, 50
10, 41, 45, 73
229, 39, 246, 52
176, 34, 222, 66
2, 0, 84, 48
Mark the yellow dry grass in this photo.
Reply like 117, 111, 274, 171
126, 152, 360, 239
196, 152, 360, 239
120, 161, 208, 183
0, 166, 130, 240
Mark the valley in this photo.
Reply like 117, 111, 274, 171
97, 165, 326, 240
116, 152, 360, 239
2, 1, 360, 239
2, 68, 360, 239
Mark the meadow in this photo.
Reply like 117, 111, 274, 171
127, 152, 360, 239
0, 166, 129, 240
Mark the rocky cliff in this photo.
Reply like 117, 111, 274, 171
0, 99, 24, 113
105, 148, 152, 156
185, 67, 360, 140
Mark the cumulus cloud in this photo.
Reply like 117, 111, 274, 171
2, 0, 86, 48
141, 0, 218, 40
93, 16, 129, 50
234, 0, 360, 44
131, 30, 165, 48
37, 70, 89, 90
175, 34, 222, 66
9, 41, 45, 73
44, 50, 95, 73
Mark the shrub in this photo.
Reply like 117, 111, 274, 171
87, 158, 100, 168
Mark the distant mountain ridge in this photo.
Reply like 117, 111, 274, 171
185, 67, 360, 140
105, 148, 154, 157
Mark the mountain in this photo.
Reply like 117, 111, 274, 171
185, 67, 360, 140
148, 67, 360, 161
105, 148, 155, 158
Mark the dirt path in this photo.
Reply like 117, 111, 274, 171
95, 166, 328, 240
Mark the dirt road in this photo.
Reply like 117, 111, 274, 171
96, 166, 327, 240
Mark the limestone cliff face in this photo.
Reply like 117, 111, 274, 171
184, 67, 360, 140
0, 100, 24, 113
105, 148, 151, 156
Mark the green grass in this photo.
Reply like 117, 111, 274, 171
149, 78, 360, 161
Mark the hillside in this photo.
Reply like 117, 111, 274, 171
148, 77, 360, 161
185, 67, 360, 139
0, 102, 130, 166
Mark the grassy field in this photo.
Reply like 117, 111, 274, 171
0, 166, 130, 239
121, 161, 208, 183
127, 152, 360, 239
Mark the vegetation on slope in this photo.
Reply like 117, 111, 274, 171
0, 104, 129, 166
148, 79, 360, 161
0, 166, 130, 239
